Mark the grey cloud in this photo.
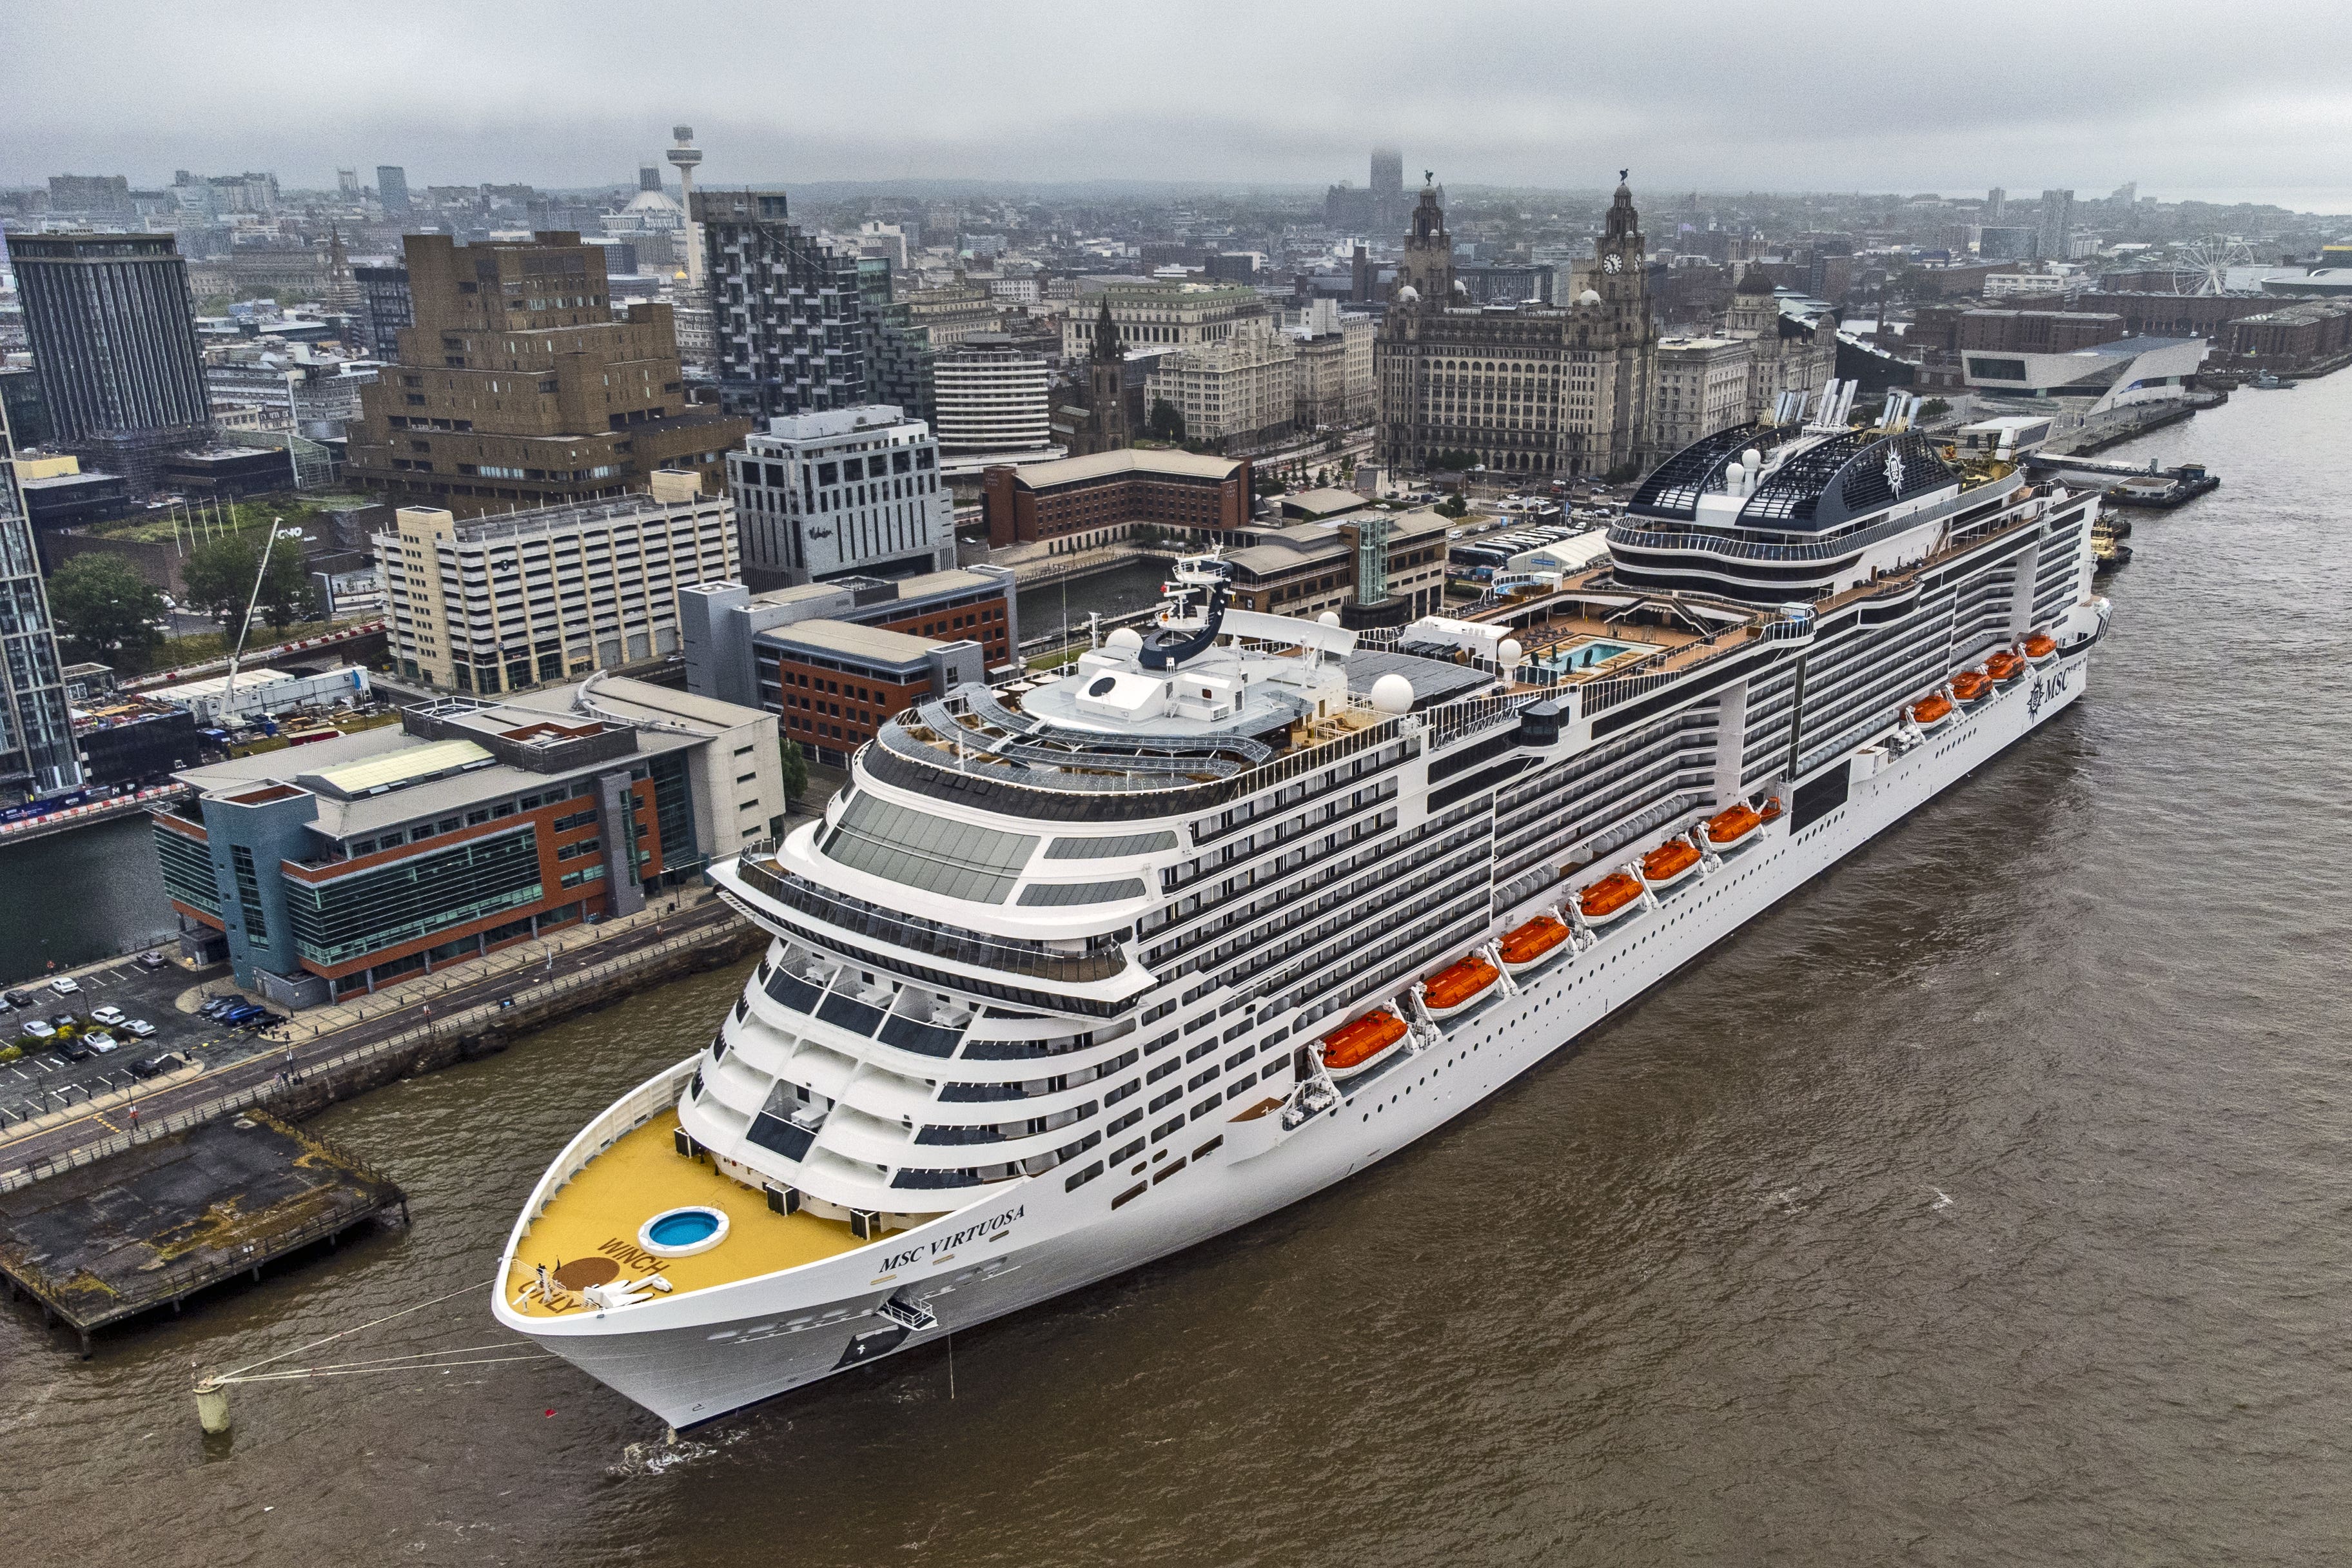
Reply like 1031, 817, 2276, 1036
3, 0, 2347, 204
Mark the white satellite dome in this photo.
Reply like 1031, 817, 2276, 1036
1577, 288, 1602, 306
1396, 284, 1422, 306
1498, 638, 1523, 670
1317, 611, 1342, 628
1106, 626, 1144, 650
1741, 447, 1763, 471
1369, 673, 1415, 715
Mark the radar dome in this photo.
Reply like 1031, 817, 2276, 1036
1369, 673, 1415, 715
1317, 611, 1342, 628
1106, 626, 1144, 650
1741, 447, 1762, 471
1396, 284, 1422, 306
1578, 288, 1602, 306
1498, 638, 1523, 669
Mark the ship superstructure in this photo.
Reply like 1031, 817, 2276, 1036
496, 386, 2109, 1427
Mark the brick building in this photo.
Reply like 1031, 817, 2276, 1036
2220, 300, 2352, 374
980, 449, 1252, 551
680, 566, 1017, 761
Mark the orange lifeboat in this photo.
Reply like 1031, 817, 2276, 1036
1498, 916, 1572, 975
1703, 801, 1764, 853
1950, 670, 1992, 704
1420, 955, 1501, 1019
1320, 1009, 1409, 1078
1910, 693, 1955, 730
1640, 838, 1702, 889
1579, 871, 1646, 927
1986, 649, 2026, 684
2023, 632, 2059, 666
1757, 796, 1785, 822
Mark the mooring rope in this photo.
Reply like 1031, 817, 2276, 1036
222, 1351, 557, 1384
215, 1280, 496, 1382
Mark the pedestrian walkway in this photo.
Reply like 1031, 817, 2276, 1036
276, 882, 731, 1037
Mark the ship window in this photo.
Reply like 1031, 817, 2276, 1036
819, 794, 1037, 904
1015, 879, 1145, 907
1045, 830, 1178, 859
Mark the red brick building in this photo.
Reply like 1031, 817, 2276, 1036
981, 449, 1252, 551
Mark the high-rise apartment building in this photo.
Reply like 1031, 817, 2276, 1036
377, 165, 412, 216
355, 262, 413, 359
723, 405, 954, 589
377, 470, 738, 693
1377, 177, 1658, 480
693, 190, 868, 422
0, 398, 84, 803
868, 277, 1004, 425
1370, 146, 1407, 232
2037, 190, 2075, 268
932, 345, 1053, 458
1986, 186, 2006, 221
1143, 325, 1296, 449
345, 231, 749, 517
12, 232, 213, 493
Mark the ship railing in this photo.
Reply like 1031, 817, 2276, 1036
735, 856, 1129, 985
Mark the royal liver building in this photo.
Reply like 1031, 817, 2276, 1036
1377, 175, 1658, 482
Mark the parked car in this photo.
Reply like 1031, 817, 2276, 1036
57, 1039, 90, 1062
21, 1019, 55, 1040
48, 1013, 77, 1030
48, 975, 80, 995
84, 1031, 118, 1054
201, 996, 244, 1019
121, 1018, 156, 1039
2, 988, 30, 1008
219, 1004, 265, 1026
135, 951, 168, 971
240, 1010, 286, 1030
130, 1052, 186, 1080
90, 1005, 128, 1027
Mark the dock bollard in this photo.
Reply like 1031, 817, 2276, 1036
195, 1377, 231, 1435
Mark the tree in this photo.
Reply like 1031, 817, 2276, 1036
1429, 448, 1480, 471
181, 531, 320, 637
1146, 398, 1186, 444
46, 553, 165, 667
777, 736, 809, 807
1436, 493, 1470, 519
1916, 397, 1951, 423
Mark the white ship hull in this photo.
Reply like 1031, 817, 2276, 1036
509, 644, 2092, 1429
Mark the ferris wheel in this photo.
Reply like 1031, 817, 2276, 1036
2171, 236, 2257, 295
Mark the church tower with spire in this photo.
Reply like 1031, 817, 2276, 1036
1080, 296, 1131, 454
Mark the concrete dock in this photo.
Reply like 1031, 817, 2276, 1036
0, 1112, 404, 1353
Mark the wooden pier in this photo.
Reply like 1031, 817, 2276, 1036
0, 1112, 404, 1354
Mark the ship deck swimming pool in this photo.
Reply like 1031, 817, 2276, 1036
1539, 639, 1639, 672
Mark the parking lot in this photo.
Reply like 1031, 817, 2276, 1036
0, 952, 277, 1127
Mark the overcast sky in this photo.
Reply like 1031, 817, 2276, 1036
6, 0, 2351, 211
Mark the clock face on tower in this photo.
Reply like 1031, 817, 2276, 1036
1603, 254, 1623, 274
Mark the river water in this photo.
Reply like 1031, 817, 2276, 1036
0, 813, 176, 981
4, 377, 2349, 1567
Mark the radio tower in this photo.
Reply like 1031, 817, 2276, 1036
666, 125, 706, 292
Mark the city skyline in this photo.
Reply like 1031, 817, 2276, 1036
6, 1, 2352, 213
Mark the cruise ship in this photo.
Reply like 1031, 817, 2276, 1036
494, 386, 2109, 1428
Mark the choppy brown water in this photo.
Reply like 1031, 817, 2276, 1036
5, 378, 2350, 1567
